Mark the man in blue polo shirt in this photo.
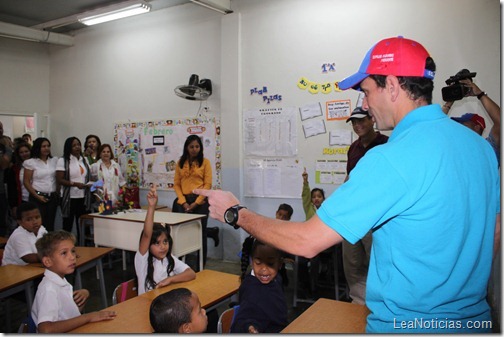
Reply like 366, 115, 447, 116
195, 36, 500, 333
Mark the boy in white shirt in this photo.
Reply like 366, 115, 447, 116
2, 202, 47, 266
31, 230, 117, 333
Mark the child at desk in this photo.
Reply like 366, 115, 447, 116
1, 202, 47, 266
135, 184, 196, 295
232, 238, 288, 333
149, 287, 208, 333
31, 230, 117, 333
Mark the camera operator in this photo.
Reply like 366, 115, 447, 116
443, 79, 500, 166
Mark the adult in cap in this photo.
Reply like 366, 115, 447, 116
194, 36, 500, 332
342, 106, 388, 306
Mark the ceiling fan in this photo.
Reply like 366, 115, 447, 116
174, 74, 212, 101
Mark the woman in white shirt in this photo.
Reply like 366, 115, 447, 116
24, 138, 59, 231
90, 144, 126, 206
56, 137, 92, 242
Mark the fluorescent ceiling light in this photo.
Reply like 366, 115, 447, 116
78, 1, 151, 26
190, 0, 233, 14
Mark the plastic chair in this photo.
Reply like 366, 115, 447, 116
112, 279, 138, 305
217, 305, 239, 333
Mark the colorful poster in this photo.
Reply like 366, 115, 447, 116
114, 117, 221, 190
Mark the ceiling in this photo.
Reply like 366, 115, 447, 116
0, 0, 191, 34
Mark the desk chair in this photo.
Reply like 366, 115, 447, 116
112, 278, 138, 305
217, 305, 239, 333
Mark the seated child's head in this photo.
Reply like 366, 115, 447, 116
149, 288, 207, 333
241, 238, 283, 285
311, 188, 325, 209
275, 203, 293, 221
146, 223, 173, 261
36, 230, 77, 278
16, 202, 43, 236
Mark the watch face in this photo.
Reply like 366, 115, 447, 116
224, 209, 235, 223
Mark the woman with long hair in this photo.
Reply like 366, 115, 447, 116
83, 134, 101, 165
23, 138, 59, 231
5, 142, 31, 223
173, 135, 212, 267
56, 137, 92, 241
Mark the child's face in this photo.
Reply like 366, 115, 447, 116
311, 191, 324, 209
251, 245, 281, 285
275, 209, 291, 221
182, 292, 208, 333
42, 239, 77, 278
150, 232, 169, 260
18, 208, 43, 235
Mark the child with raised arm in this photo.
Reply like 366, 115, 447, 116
31, 230, 116, 333
232, 238, 288, 333
135, 184, 196, 295
149, 287, 208, 333
2, 202, 47, 266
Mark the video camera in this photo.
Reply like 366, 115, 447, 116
441, 69, 476, 102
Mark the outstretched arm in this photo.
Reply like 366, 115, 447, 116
193, 189, 342, 258
139, 185, 158, 255
37, 310, 117, 333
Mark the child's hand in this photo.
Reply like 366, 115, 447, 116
155, 277, 172, 288
147, 184, 158, 207
87, 310, 117, 322
302, 167, 308, 183
73, 289, 90, 308
248, 325, 259, 333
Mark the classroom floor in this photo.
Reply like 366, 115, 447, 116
0, 249, 348, 333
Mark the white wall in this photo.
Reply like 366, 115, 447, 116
0, 0, 500, 263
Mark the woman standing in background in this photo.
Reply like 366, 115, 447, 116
173, 135, 212, 267
90, 144, 126, 206
56, 137, 92, 241
23, 138, 59, 231
84, 134, 101, 165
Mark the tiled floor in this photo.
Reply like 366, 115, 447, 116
0, 250, 347, 333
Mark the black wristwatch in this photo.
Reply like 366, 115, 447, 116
224, 205, 246, 229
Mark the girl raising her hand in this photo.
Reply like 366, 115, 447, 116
135, 184, 196, 295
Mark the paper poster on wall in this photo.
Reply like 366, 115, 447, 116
326, 99, 351, 120
299, 102, 323, 121
114, 117, 221, 191
244, 158, 303, 198
329, 129, 352, 146
302, 119, 326, 138
243, 107, 298, 157
314, 159, 347, 185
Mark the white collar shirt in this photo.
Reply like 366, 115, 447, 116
1, 225, 48, 266
31, 269, 81, 329
23, 157, 59, 194
57, 155, 88, 198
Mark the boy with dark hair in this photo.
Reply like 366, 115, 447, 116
149, 288, 208, 333
1, 202, 47, 265
31, 230, 117, 333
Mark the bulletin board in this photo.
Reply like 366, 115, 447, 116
113, 117, 221, 191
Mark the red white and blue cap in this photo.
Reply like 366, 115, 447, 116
338, 36, 435, 90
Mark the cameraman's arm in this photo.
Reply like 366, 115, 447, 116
442, 101, 453, 114
465, 81, 500, 146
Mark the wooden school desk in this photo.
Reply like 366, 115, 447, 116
89, 210, 205, 270
69, 269, 240, 333
281, 298, 370, 333
0, 264, 45, 310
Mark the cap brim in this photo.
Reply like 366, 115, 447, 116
338, 72, 369, 91
346, 113, 369, 122
451, 117, 468, 123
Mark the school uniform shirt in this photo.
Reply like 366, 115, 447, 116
134, 251, 191, 294
56, 155, 88, 198
31, 269, 81, 330
1, 225, 47, 266
231, 272, 288, 333
23, 157, 59, 194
